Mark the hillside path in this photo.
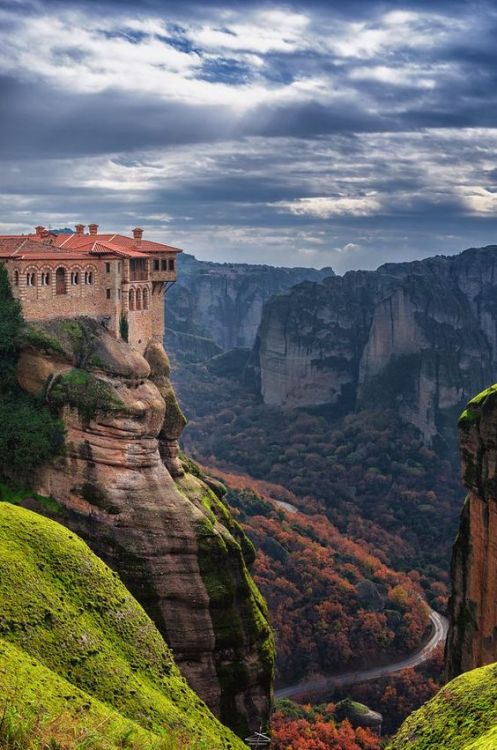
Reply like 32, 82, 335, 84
275, 610, 448, 700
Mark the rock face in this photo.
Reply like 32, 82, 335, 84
167, 253, 333, 356
445, 384, 497, 679
16, 317, 274, 737
255, 247, 497, 442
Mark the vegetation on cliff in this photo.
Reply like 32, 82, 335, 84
0, 265, 64, 478
388, 661, 497, 749
0, 502, 246, 749
174, 470, 275, 736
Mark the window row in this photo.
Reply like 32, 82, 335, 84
15, 268, 95, 290
129, 287, 149, 311
153, 258, 175, 272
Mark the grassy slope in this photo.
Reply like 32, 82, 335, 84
388, 662, 497, 750
0, 502, 246, 750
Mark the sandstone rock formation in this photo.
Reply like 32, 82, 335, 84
16, 317, 274, 737
445, 384, 497, 679
255, 246, 497, 442
167, 253, 333, 357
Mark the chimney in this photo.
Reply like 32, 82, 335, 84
35, 225, 45, 237
75, 224, 85, 235
132, 227, 143, 243
88, 223, 99, 236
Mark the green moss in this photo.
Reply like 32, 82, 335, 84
19, 323, 65, 356
48, 369, 125, 424
161, 384, 187, 439
388, 661, 497, 750
0, 503, 246, 749
460, 385, 497, 430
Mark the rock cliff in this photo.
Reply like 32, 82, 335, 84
167, 253, 333, 357
445, 383, 497, 679
16, 317, 274, 737
255, 246, 497, 442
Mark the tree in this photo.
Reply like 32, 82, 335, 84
0, 264, 64, 480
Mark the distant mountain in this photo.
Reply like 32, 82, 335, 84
254, 246, 497, 446
166, 253, 334, 356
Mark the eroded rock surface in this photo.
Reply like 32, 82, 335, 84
17, 317, 274, 736
446, 384, 497, 679
255, 247, 497, 442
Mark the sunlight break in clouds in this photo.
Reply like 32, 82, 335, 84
3, 1, 497, 269
273, 195, 383, 218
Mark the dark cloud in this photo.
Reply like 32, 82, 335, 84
0, 76, 234, 159
2, 0, 497, 270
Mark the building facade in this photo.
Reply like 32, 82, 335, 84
0, 224, 181, 352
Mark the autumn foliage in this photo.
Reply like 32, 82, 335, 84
206, 469, 431, 683
271, 703, 380, 750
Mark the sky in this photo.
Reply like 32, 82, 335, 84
2, 0, 497, 272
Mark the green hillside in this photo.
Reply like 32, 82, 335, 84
388, 661, 497, 750
0, 502, 245, 749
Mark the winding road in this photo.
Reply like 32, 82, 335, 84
275, 610, 448, 700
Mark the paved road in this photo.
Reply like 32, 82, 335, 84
275, 610, 448, 700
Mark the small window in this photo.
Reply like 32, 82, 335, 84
14, 271, 19, 286
143, 288, 149, 310
118, 288, 121, 300
136, 288, 142, 310
161, 260, 167, 271
26, 272, 36, 287
168, 259, 175, 271
118, 262, 122, 273
84, 271, 93, 284
106, 262, 111, 273
153, 259, 160, 271
71, 272, 79, 285
41, 271, 51, 286
106, 288, 111, 299
129, 289, 135, 310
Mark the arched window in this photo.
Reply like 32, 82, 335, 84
26, 272, 36, 287
143, 287, 149, 310
14, 271, 19, 286
41, 271, 51, 286
129, 289, 135, 311
71, 271, 79, 285
84, 270, 94, 285
56, 267, 67, 295
136, 288, 142, 310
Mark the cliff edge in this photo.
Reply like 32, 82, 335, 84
15, 317, 274, 737
445, 384, 497, 679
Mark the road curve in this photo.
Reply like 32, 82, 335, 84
275, 610, 448, 700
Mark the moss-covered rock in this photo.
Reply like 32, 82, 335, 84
0, 502, 246, 749
47, 368, 125, 424
388, 661, 497, 750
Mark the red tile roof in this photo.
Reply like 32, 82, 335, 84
0, 229, 182, 260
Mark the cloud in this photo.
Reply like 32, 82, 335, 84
272, 195, 383, 218
3, 0, 497, 272
457, 186, 497, 214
